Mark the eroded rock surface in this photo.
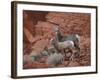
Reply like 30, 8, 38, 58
23, 11, 91, 69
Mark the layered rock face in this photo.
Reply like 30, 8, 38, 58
46, 12, 90, 37
23, 11, 91, 69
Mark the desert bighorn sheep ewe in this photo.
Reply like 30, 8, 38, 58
51, 26, 80, 60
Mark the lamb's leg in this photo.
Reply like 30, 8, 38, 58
74, 46, 80, 58
74, 41, 80, 58
70, 53, 74, 61
69, 48, 75, 61
58, 49, 65, 61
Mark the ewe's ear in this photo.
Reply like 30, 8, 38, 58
75, 34, 80, 40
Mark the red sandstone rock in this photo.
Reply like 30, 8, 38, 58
31, 39, 50, 55
24, 27, 34, 43
23, 11, 91, 69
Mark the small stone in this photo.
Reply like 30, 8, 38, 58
68, 61, 80, 67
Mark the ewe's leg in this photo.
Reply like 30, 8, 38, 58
74, 41, 80, 58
